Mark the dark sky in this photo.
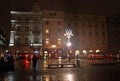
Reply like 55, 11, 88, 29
1, 0, 120, 29
0, 0, 11, 29
11, 0, 120, 14
65, 0, 120, 14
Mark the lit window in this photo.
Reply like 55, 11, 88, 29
45, 38, 49, 45
52, 45, 56, 48
58, 38, 61, 45
45, 29, 49, 34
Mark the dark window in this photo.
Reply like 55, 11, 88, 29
82, 23, 85, 27
74, 15, 78, 18
17, 26, 21, 31
95, 16, 98, 19
50, 13, 52, 16
89, 31, 92, 36
45, 21, 49, 25
102, 32, 106, 36
57, 21, 61, 25
68, 22, 71, 27
82, 31, 85, 35
95, 24, 97, 27
75, 32, 78, 36
96, 32, 98, 36
89, 23, 91, 27
25, 27, 29, 32
58, 28, 61, 33
102, 24, 104, 28
54, 13, 56, 16
75, 22, 78, 27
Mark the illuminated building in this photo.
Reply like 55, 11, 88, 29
65, 13, 108, 55
9, 3, 108, 59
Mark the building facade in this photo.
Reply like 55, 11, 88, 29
0, 25, 9, 58
65, 14, 108, 55
9, 3, 108, 59
107, 15, 120, 54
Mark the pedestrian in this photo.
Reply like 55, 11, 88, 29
68, 57, 71, 62
32, 55, 37, 70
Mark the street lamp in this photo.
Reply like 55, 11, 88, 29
64, 28, 73, 46
64, 28, 73, 60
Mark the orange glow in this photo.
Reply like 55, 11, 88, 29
52, 45, 56, 48
45, 38, 49, 45
45, 29, 49, 34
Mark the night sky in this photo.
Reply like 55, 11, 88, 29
10, 0, 120, 14
1, 0, 120, 29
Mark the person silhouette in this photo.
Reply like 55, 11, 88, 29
32, 55, 37, 70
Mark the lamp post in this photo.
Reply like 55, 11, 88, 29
64, 28, 73, 61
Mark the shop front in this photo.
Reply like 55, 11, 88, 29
43, 48, 65, 59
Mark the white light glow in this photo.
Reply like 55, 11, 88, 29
67, 42, 71, 47
66, 73, 73, 81
52, 45, 56, 48
96, 50, 100, 53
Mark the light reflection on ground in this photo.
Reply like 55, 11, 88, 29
1, 59, 120, 81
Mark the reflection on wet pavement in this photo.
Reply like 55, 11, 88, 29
1, 59, 120, 81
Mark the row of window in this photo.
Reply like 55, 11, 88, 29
12, 13, 105, 21
14, 24, 107, 37
45, 20, 105, 28
12, 12, 57, 21
74, 31, 106, 36
67, 22, 105, 28
12, 15, 41, 21
15, 38, 107, 46
0, 28, 8, 46
44, 21, 62, 25
45, 29, 106, 37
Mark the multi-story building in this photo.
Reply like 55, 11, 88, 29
107, 15, 120, 54
9, 3, 108, 59
9, 3, 43, 59
0, 25, 9, 58
65, 14, 108, 55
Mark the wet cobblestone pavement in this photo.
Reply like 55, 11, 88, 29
0, 59, 120, 81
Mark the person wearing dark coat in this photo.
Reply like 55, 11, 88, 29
32, 55, 37, 70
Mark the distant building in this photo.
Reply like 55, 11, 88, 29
65, 13, 108, 54
107, 15, 120, 54
0, 25, 9, 58
9, 3, 108, 59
